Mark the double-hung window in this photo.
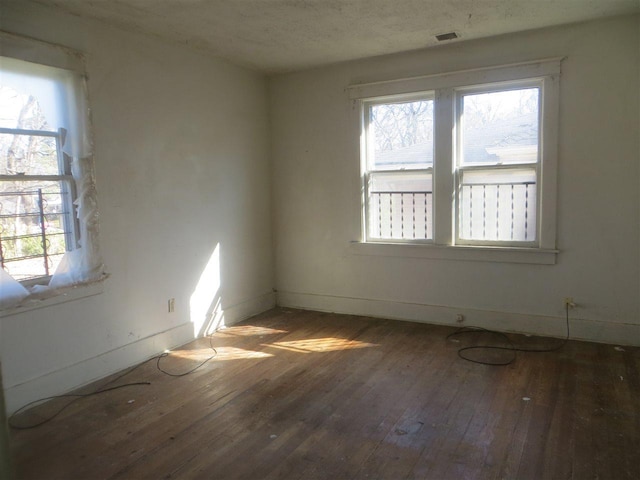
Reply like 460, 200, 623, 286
456, 82, 540, 245
0, 103, 77, 281
1, 32, 104, 308
364, 94, 435, 241
354, 59, 560, 261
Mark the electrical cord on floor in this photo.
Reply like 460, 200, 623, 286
8, 336, 218, 430
156, 334, 218, 377
8, 382, 151, 430
446, 303, 571, 366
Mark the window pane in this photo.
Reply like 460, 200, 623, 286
0, 180, 72, 280
0, 84, 50, 130
461, 88, 539, 165
370, 100, 433, 170
368, 172, 432, 240
459, 169, 536, 242
0, 133, 59, 175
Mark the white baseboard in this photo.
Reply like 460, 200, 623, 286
277, 290, 640, 347
221, 291, 276, 327
4, 322, 194, 415
4, 291, 276, 415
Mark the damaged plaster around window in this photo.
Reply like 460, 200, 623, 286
0, 31, 105, 310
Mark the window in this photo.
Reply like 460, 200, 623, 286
0, 33, 104, 309
354, 59, 560, 259
0, 86, 77, 281
365, 95, 434, 241
456, 84, 540, 245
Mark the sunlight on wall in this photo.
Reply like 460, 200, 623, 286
190, 243, 224, 337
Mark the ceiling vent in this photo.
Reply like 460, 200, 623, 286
435, 32, 459, 41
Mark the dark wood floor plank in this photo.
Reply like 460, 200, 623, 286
362, 360, 482, 479
250, 319, 425, 480
9, 308, 640, 480
306, 326, 448, 479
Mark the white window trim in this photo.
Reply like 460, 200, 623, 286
350, 58, 562, 264
0, 31, 85, 74
0, 281, 104, 319
349, 241, 558, 265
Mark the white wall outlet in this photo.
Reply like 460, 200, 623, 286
456, 314, 465, 323
168, 298, 175, 313
564, 297, 576, 308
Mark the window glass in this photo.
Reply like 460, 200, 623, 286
461, 88, 539, 166
0, 83, 73, 280
368, 172, 433, 240
370, 99, 434, 170
458, 169, 536, 242
0, 131, 60, 175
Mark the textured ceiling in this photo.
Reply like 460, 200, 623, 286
30, 0, 640, 73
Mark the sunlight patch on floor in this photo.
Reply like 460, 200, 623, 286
212, 346, 273, 360
266, 337, 378, 353
217, 325, 288, 337
168, 346, 272, 361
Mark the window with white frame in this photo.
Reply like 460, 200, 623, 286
364, 94, 434, 241
0, 80, 77, 281
456, 83, 540, 245
355, 59, 560, 254
0, 32, 104, 308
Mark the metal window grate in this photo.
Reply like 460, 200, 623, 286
0, 126, 77, 281
0, 187, 73, 280
459, 181, 536, 242
369, 190, 433, 240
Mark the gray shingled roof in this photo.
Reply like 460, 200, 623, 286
374, 112, 537, 168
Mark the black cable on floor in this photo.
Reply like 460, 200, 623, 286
8, 336, 218, 429
8, 382, 151, 430
446, 303, 571, 366
156, 334, 218, 377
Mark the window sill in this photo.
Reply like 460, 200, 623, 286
349, 241, 558, 265
0, 280, 105, 318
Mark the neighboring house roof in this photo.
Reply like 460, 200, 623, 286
374, 141, 433, 169
374, 112, 538, 168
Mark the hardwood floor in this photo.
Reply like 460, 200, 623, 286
9, 308, 640, 479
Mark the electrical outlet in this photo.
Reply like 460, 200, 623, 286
456, 314, 465, 323
564, 297, 576, 308
168, 298, 175, 313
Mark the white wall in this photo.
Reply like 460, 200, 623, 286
270, 16, 640, 345
1, 1, 274, 413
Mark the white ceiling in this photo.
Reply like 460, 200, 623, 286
32, 0, 640, 73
